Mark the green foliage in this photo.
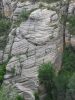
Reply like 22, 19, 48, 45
38, 62, 56, 100
45, 95, 53, 100
42, 0, 59, 3
0, 19, 11, 36
0, 36, 8, 50
19, 8, 37, 21
0, 61, 8, 86
56, 69, 72, 100
13, 8, 37, 28
0, 86, 16, 100
0, 86, 24, 100
34, 91, 40, 100
60, 14, 67, 24
67, 15, 75, 35
0, 11, 2, 18
38, 45, 75, 100
20, 0, 25, 2
39, 3, 44, 8
65, 73, 75, 100
12, 20, 22, 28
53, 24, 58, 29
11, 67, 15, 74
62, 45, 75, 72
38, 62, 55, 84
19, 9, 30, 21
56, 45, 75, 100
0, 19, 11, 50
49, 35, 54, 40
47, 6, 56, 11
14, 8, 38, 28
16, 95, 24, 100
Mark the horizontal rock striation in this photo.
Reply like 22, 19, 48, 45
0, 0, 75, 99
2, 8, 62, 100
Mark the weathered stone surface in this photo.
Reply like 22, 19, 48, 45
0, 1, 64, 99
1, 0, 75, 99
17, 2, 25, 8
3, 54, 8, 62
68, 2, 75, 14
14, 7, 23, 15
2, 8, 61, 100
4, 73, 13, 79
51, 14, 58, 22
11, 39, 29, 56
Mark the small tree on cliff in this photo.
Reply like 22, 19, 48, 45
38, 62, 56, 100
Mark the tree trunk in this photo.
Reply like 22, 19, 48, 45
63, 24, 66, 51
60, 0, 70, 50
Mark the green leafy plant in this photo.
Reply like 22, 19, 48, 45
19, 8, 37, 22
12, 20, 22, 28
52, 24, 58, 29
55, 45, 75, 100
49, 35, 54, 39
0, 61, 8, 87
62, 45, 75, 72
39, 3, 44, 8
11, 67, 15, 74
67, 15, 75, 41
38, 62, 56, 100
19, 9, 30, 21
47, 6, 56, 11
16, 95, 24, 100
65, 73, 75, 100
42, 0, 59, 3
20, 0, 25, 2
0, 19, 11, 50
34, 91, 40, 100
0, 19, 11, 36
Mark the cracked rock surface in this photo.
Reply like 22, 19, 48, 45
2, 8, 62, 100
1, 0, 75, 99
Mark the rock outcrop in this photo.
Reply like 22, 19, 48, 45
0, 0, 75, 99
2, 7, 62, 99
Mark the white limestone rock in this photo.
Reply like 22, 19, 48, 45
11, 39, 29, 56
4, 74, 13, 79
51, 14, 58, 22
3, 54, 8, 62
11, 1, 18, 11
14, 7, 23, 15
17, 2, 25, 8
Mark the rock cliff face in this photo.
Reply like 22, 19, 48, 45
0, 0, 63, 100
1, 1, 75, 100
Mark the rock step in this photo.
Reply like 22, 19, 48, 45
14, 77, 29, 83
